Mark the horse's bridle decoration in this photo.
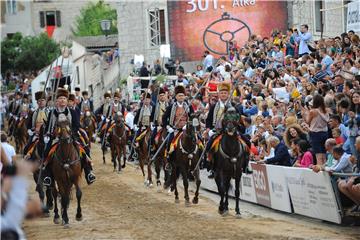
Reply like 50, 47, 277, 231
219, 140, 243, 164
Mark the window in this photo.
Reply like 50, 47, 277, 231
39, 10, 61, 28
314, 0, 324, 32
149, 9, 166, 46
343, 0, 351, 31
7, 33, 15, 39
6, 0, 16, 14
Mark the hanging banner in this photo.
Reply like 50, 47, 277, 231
347, 1, 360, 33
285, 168, 341, 224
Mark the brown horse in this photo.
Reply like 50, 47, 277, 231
80, 110, 96, 146
51, 115, 83, 227
14, 117, 28, 154
135, 127, 153, 186
109, 112, 127, 172
151, 127, 168, 187
168, 114, 202, 205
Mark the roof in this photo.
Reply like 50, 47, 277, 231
72, 34, 118, 49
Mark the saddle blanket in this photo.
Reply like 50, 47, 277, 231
45, 142, 86, 165
135, 129, 149, 142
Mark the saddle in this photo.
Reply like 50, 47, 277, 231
44, 141, 86, 166
135, 128, 149, 142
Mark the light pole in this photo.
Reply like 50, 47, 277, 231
100, 19, 111, 37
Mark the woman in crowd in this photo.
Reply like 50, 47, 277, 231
283, 123, 309, 148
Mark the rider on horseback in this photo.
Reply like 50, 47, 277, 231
43, 88, 96, 186
133, 92, 154, 148
24, 91, 48, 159
205, 82, 251, 177
162, 85, 193, 172
79, 90, 94, 114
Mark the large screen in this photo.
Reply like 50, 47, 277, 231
167, 0, 288, 62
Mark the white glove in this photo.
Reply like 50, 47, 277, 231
106, 133, 110, 137
150, 123, 155, 131
27, 129, 34, 136
182, 125, 187, 131
134, 125, 139, 131
44, 136, 50, 144
101, 115, 105, 121
157, 126, 162, 132
167, 126, 174, 133
9, 113, 13, 117
106, 118, 110, 123
14, 116, 19, 121
208, 129, 216, 138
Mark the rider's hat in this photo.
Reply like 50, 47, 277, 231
114, 91, 121, 98
69, 93, 76, 101
174, 85, 186, 95
35, 91, 46, 101
159, 88, 166, 95
218, 82, 231, 93
144, 92, 151, 99
104, 91, 111, 99
74, 85, 81, 92
56, 88, 69, 99
82, 90, 89, 96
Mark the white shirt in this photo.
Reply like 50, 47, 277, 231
1, 142, 16, 164
125, 112, 135, 130
203, 54, 214, 69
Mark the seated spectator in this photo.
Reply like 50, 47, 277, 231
292, 139, 314, 168
332, 128, 344, 145
324, 146, 353, 173
338, 176, 360, 213
258, 136, 291, 166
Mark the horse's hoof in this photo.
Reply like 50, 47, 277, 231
235, 213, 241, 219
117, 170, 121, 174
76, 216, 83, 221
192, 198, 199, 204
175, 198, 180, 204
42, 212, 50, 218
185, 200, 191, 207
54, 218, 60, 224
148, 183, 154, 188
122, 165, 126, 169
63, 223, 70, 229
221, 210, 229, 217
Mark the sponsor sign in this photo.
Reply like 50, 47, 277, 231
250, 162, 271, 207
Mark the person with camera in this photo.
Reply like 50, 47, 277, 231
203, 50, 214, 72
293, 24, 312, 57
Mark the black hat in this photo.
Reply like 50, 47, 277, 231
175, 85, 186, 95
159, 88, 166, 95
144, 92, 151, 99
82, 90, 88, 96
69, 93, 76, 101
35, 91, 46, 101
56, 88, 69, 99
75, 87, 80, 92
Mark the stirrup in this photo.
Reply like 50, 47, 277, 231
43, 177, 52, 187
87, 172, 96, 185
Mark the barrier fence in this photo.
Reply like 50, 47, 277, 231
200, 162, 345, 224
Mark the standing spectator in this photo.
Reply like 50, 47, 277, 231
320, 48, 334, 76
301, 94, 330, 165
285, 29, 296, 57
203, 50, 214, 72
1, 132, 16, 165
347, 91, 360, 159
294, 24, 312, 57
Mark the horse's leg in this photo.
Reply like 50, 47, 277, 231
75, 181, 83, 221
224, 176, 231, 214
122, 144, 126, 168
182, 166, 190, 206
60, 191, 70, 227
215, 171, 225, 215
192, 168, 201, 204
111, 147, 116, 171
155, 156, 161, 186
52, 185, 60, 224
173, 167, 179, 203
147, 154, 153, 186
235, 175, 241, 217
46, 186, 53, 210
117, 146, 122, 172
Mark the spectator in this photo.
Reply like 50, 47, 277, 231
283, 123, 309, 148
292, 139, 314, 168
203, 50, 214, 72
294, 24, 312, 57
260, 136, 291, 166
285, 28, 296, 57
320, 48, 334, 76
1, 132, 16, 165
325, 146, 353, 173
301, 94, 330, 165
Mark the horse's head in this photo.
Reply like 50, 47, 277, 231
223, 107, 240, 137
186, 112, 200, 141
114, 111, 124, 128
56, 113, 72, 140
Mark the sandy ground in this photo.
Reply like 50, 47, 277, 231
23, 144, 360, 240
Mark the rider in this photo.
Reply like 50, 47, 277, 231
8, 91, 23, 136
95, 91, 112, 148
149, 87, 168, 152
162, 85, 193, 170
133, 92, 154, 148
79, 89, 94, 114
43, 88, 96, 186
24, 91, 48, 160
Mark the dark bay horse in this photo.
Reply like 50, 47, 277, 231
80, 111, 96, 146
51, 114, 83, 227
168, 115, 202, 205
212, 118, 249, 217
135, 127, 152, 186
109, 112, 127, 172
14, 117, 28, 154
151, 127, 167, 187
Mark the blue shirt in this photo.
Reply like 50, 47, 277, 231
294, 31, 312, 55
321, 55, 333, 75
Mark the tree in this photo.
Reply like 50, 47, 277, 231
72, 1, 118, 36
1, 32, 60, 74
1, 32, 23, 74
14, 33, 60, 73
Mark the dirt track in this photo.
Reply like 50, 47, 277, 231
23, 144, 360, 240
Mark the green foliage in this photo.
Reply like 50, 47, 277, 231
155, 75, 166, 84
1, 32, 23, 74
15, 33, 60, 73
1, 32, 60, 74
72, 1, 118, 36
119, 78, 127, 86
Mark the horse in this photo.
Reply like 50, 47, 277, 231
80, 110, 96, 146
51, 114, 83, 227
13, 117, 29, 154
212, 117, 249, 217
167, 114, 202, 205
109, 112, 127, 172
24, 125, 53, 216
150, 127, 168, 187
135, 127, 152, 186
